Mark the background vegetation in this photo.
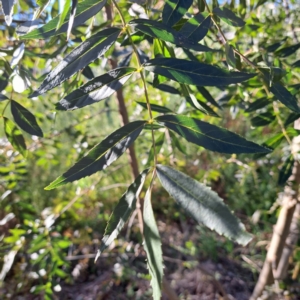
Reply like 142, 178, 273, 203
0, 0, 300, 299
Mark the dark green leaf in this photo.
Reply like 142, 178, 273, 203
156, 165, 252, 245
0, 94, 8, 101
213, 7, 245, 27
129, 19, 214, 52
149, 82, 180, 95
250, 112, 275, 127
144, 58, 255, 86
225, 42, 236, 69
278, 155, 294, 186
197, 86, 221, 109
275, 43, 300, 58
292, 59, 300, 68
156, 114, 271, 153
136, 102, 173, 114
245, 97, 269, 112
186, 95, 220, 117
146, 132, 165, 166
45, 121, 146, 190
56, 67, 135, 111
180, 15, 211, 42
263, 133, 284, 151
21, 0, 107, 39
95, 169, 149, 260
162, 0, 193, 27
265, 38, 287, 53
82, 65, 94, 79
4, 118, 27, 157
0, 0, 15, 25
31, 28, 121, 97
10, 100, 43, 137
284, 113, 300, 126
143, 188, 163, 300
270, 83, 300, 113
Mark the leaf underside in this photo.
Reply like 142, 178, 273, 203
156, 165, 252, 246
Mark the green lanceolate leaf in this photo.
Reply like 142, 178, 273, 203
180, 15, 211, 43
245, 97, 269, 112
269, 83, 300, 113
149, 83, 180, 95
21, 0, 107, 39
45, 121, 146, 190
95, 168, 149, 261
156, 115, 271, 153
144, 58, 255, 86
10, 100, 43, 137
56, 67, 136, 111
156, 165, 252, 245
278, 155, 294, 186
0, 0, 15, 25
225, 42, 236, 69
143, 188, 163, 300
129, 19, 214, 52
250, 112, 275, 127
275, 43, 300, 58
197, 86, 221, 109
30, 27, 121, 97
56, 0, 71, 31
213, 7, 245, 27
162, 0, 193, 27
284, 113, 300, 126
136, 101, 173, 114
0, 94, 8, 101
4, 118, 27, 157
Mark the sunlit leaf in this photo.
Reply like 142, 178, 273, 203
67, 0, 78, 40
144, 58, 255, 86
45, 121, 146, 190
270, 83, 300, 113
4, 118, 27, 157
11, 100, 43, 137
162, 0, 193, 27
278, 155, 294, 186
156, 165, 252, 245
0, 0, 15, 25
143, 188, 163, 300
21, 0, 107, 39
56, 0, 71, 31
30, 27, 121, 97
213, 7, 245, 27
156, 115, 271, 153
56, 67, 136, 111
95, 168, 149, 260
